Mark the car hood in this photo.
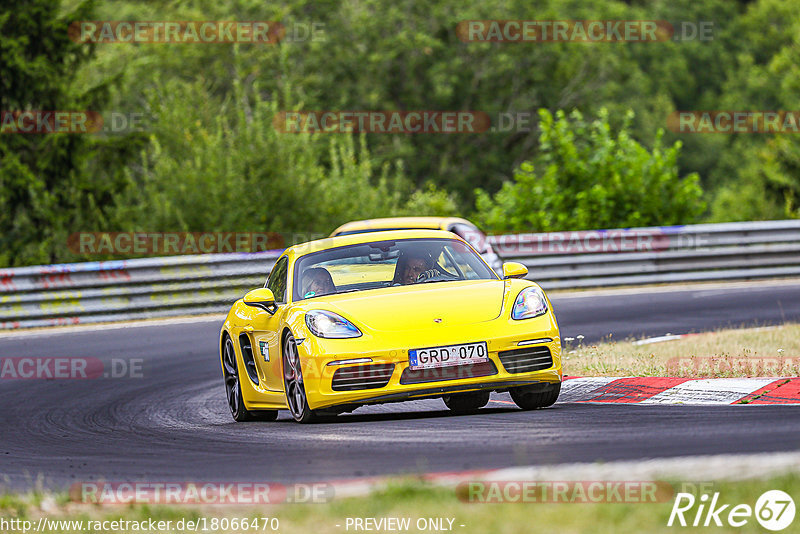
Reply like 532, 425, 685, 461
321, 280, 506, 332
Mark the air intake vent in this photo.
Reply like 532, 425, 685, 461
238, 333, 259, 385
498, 346, 553, 374
331, 364, 395, 391
400, 360, 497, 385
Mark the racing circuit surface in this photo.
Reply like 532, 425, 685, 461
2, 282, 800, 490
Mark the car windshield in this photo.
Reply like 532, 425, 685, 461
293, 238, 497, 301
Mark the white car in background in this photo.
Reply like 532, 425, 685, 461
331, 217, 504, 274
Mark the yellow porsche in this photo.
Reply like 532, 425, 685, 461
219, 230, 561, 423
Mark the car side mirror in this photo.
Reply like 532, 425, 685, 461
502, 262, 528, 280
243, 288, 278, 314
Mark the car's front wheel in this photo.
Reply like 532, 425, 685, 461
222, 336, 278, 422
282, 333, 319, 423
443, 391, 490, 414
510, 382, 561, 410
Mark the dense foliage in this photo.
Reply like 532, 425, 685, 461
1, 0, 798, 266
475, 109, 704, 232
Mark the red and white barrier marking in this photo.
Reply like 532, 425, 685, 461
739, 378, 800, 404
560, 376, 800, 405
557, 377, 617, 403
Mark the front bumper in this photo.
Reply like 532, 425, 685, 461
296, 315, 562, 410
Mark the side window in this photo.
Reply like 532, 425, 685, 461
435, 250, 459, 277
266, 257, 289, 304
442, 244, 479, 279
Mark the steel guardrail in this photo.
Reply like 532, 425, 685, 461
0, 251, 282, 329
1, 220, 799, 329
487, 220, 800, 289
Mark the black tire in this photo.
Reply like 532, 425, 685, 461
222, 336, 278, 422
443, 391, 490, 414
510, 382, 561, 410
282, 332, 319, 423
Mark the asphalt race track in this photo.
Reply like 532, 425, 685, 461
2, 282, 800, 490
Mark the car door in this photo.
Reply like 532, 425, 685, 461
248, 256, 290, 392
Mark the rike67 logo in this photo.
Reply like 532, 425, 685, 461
668, 490, 795, 531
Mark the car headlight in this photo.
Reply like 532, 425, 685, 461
512, 286, 548, 320
305, 310, 362, 339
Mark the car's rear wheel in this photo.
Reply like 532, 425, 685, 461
510, 382, 561, 410
222, 336, 278, 422
282, 333, 319, 423
443, 391, 490, 414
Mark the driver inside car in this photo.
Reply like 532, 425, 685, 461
393, 251, 439, 285
301, 267, 336, 297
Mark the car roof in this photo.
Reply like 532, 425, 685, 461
288, 229, 466, 258
330, 216, 474, 236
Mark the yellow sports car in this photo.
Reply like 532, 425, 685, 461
219, 229, 561, 423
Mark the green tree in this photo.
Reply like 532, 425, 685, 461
0, 0, 143, 267
706, 0, 800, 221
474, 109, 705, 233
9, 0, 800, 268
109, 73, 415, 243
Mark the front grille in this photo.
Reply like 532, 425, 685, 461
331, 364, 395, 391
399, 360, 497, 385
498, 346, 553, 374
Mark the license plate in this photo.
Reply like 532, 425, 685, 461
408, 342, 488, 370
